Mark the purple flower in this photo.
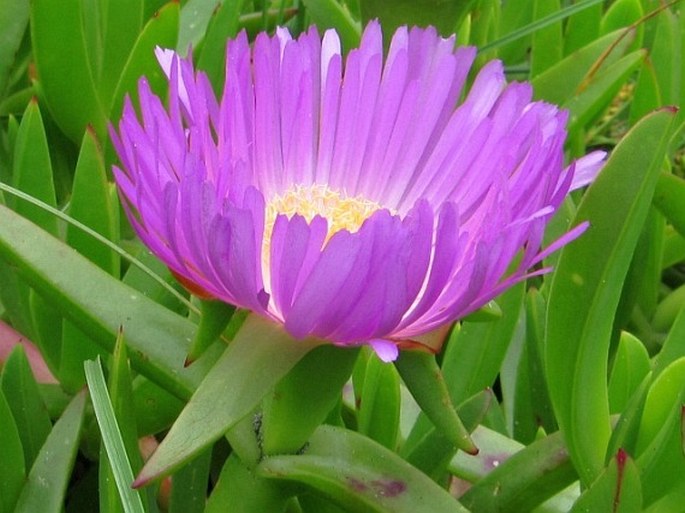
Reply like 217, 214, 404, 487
111, 22, 604, 362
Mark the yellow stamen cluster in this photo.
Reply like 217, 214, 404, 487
262, 184, 386, 278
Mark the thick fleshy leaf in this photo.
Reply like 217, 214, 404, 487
132, 377, 184, 437
532, 29, 635, 105
31, 0, 106, 140
134, 315, 321, 486
67, 127, 119, 275
457, 429, 578, 513
196, 0, 244, 92
563, 50, 645, 136
61, 127, 120, 392
259, 425, 469, 513
605, 372, 652, 462
11, 99, 57, 236
169, 448, 212, 513
499, 287, 556, 444
0, 99, 56, 341
0, 0, 29, 96
98, 0, 144, 103
108, 1, 179, 122
654, 296, 685, 378
653, 173, 685, 240
545, 108, 676, 485
530, 0, 563, 77
570, 450, 641, 513
206, 453, 289, 513
178, 0, 230, 51
0, 387, 25, 513
13, 391, 87, 513
105, 334, 157, 512
0, 204, 211, 400
607, 332, 650, 414
302, 0, 361, 51
634, 357, 685, 506
599, 0, 643, 53
359, 0, 474, 38
0, 345, 52, 470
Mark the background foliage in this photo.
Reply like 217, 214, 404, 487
0, 0, 684, 511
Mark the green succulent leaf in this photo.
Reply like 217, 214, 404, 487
13, 391, 87, 513
134, 315, 321, 486
31, 0, 106, 140
0, 345, 52, 470
0, 203, 209, 400
458, 429, 577, 513
545, 108, 676, 485
259, 425, 469, 513
570, 449, 642, 513
0, 386, 25, 513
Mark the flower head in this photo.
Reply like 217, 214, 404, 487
111, 22, 604, 362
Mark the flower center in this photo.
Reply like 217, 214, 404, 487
262, 184, 385, 280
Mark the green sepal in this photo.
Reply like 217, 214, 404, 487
394, 351, 477, 454
262, 344, 360, 455
356, 350, 401, 450
404, 389, 493, 481
185, 299, 235, 365
134, 314, 322, 486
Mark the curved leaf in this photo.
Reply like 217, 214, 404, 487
0, 388, 25, 512
545, 108, 676, 485
31, 0, 106, 140
14, 391, 87, 513
458, 429, 577, 513
0, 204, 208, 400
570, 450, 642, 513
134, 315, 321, 486
259, 425, 468, 513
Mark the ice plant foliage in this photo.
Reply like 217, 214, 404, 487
111, 22, 604, 362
